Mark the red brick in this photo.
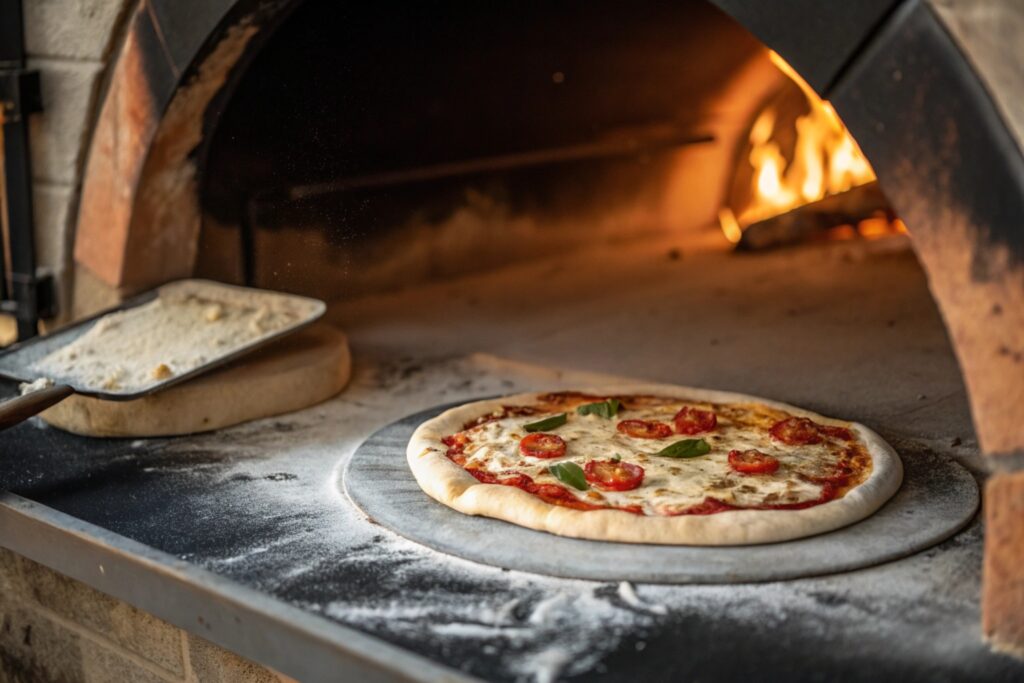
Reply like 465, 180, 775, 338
983, 470, 1024, 655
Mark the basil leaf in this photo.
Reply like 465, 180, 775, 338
548, 462, 589, 491
576, 398, 622, 419
524, 413, 567, 432
655, 438, 711, 458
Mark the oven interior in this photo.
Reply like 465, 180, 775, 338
189, 0, 964, 446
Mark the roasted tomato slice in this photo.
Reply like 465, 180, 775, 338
584, 459, 645, 491
672, 406, 717, 435
769, 417, 823, 445
616, 419, 673, 439
728, 449, 780, 475
519, 433, 567, 459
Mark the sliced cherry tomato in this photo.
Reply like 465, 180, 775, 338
584, 460, 645, 491
617, 419, 673, 439
728, 449, 780, 475
673, 406, 717, 435
769, 417, 823, 445
519, 433, 567, 459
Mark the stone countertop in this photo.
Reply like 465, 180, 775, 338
1, 239, 1021, 682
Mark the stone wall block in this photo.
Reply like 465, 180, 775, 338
0, 548, 25, 610
81, 641, 178, 683
187, 634, 289, 683
27, 59, 104, 185
20, 558, 186, 677
32, 182, 73, 273
24, 0, 133, 61
0, 602, 84, 683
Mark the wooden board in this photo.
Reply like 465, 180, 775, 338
39, 324, 350, 437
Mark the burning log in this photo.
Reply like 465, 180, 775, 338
736, 181, 894, 251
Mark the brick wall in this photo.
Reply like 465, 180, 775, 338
0, 547, 292, 683
20, 0, 135, 322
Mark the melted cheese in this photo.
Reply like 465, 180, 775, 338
457, 402, 869, 516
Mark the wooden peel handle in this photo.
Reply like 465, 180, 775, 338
0, 384, 74, 432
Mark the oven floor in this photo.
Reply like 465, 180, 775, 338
2, 237, 1020, 682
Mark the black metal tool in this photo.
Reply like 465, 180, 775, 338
1, 0, 53, 341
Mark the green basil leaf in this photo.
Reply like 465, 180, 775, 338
655, 438, 711, 458
548, 462, 589, 491
576, 398, 622, 419
524, 413, 567, 432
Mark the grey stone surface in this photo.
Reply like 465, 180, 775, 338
20, 557, 186, 677
27, 58, 103, 185
31, 182, 73, 272
23, 0, 131, 61
345, 403, 980, 583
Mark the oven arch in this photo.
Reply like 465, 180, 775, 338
69, 0, 1024, 652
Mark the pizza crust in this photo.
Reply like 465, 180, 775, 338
407, 383, 903, 546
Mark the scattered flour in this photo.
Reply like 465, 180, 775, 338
142, 352, 992, 683
18, 377, 54, 394
617, 581, 669, 615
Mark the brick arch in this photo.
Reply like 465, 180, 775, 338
72, 0, 299, 311
712, 0, 1024, 655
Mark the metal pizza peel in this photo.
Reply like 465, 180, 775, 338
0, 279, 325, 432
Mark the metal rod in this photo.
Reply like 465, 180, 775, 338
0, 0, 44, 340
283, 130, 715, 201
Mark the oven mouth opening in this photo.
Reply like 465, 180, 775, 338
6, 0, 1024, 675
189, 1, 911, 307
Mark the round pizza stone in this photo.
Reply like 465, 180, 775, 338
342, 402, 979, 584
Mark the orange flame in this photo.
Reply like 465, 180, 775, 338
729, 51, 879, 232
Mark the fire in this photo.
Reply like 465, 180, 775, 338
726, 51, 884, 237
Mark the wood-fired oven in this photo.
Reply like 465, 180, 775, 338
1, 1, 1022, 680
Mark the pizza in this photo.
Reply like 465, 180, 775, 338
406, 384, 902, 545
